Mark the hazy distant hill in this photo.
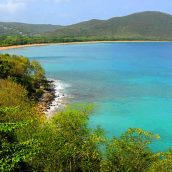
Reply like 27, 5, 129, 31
0, 22, 62, 36
1, 11, 172, 45
46, 11, 172, 40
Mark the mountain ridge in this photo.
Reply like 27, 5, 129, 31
1, 11, 172, 46
45, 11, 172, 40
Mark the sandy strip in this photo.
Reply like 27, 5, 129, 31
0, 40, 171, 51
0, 43, 49, 51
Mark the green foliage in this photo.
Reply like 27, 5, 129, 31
0, 79, 43, 171
0, 79, 40, 123
0, 22, 62, 36
0, 79, 28, 107
1, 11, 172, 47
0, 54, 46, 100
31, 60, 45, 81
29, 107, 172, 172
101, 128, 160, 172
148, 150, 172, 172
45, 11, 172, 41
31, 104, 104, 172
0, 108, 39, 172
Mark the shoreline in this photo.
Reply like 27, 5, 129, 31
1, 40, 171, 116
0, 40, 172, 51
37, 79, 69, 117
37, 79, 56, 115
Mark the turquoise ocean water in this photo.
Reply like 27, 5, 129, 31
1, 42, 172, 151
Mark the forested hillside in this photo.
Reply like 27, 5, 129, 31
47, 11, 172, 40
0, 22, 62, 36
1, 11, 172, 47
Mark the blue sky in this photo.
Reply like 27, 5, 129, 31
0, 0, 172, 25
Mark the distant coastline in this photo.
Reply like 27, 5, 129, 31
0, 40, 171, 51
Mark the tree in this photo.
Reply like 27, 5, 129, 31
31, 60, 45, 82
0, 54, 46, 100
101, 128, 160, 172
148, 150, 172, 172
32, 104, 104, 172
0, 108, 39, 172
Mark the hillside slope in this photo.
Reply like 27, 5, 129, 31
47, 11, 172, 40
0, 22, 62, 36
1, 11, 172, 45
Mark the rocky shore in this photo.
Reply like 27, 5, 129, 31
37, 79, 68, 116
37, 80, 56, 113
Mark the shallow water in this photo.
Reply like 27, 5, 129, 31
2, 42, 172, 151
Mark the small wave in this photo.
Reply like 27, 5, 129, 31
45, 78, 71, 117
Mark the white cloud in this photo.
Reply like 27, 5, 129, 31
0, 0, 26, 13
0, 0, 71, 13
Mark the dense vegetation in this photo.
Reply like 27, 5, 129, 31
0, 22, 62, 36
1, 11, 172, 47
1, 54, 172, 171
46, 11, 172, 41
0, 54, 48, 100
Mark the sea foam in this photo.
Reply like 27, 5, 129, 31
45, 79, 71, 117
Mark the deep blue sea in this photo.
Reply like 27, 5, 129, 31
1, 42, 172, 151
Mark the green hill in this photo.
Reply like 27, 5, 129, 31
1, 11, 172, 46
0, 22, 62, 36
46, 11, 172, 40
